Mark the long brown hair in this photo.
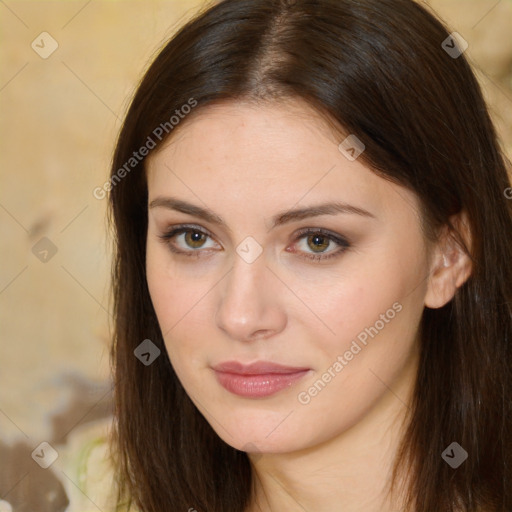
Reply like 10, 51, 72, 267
107, 0, 512, 510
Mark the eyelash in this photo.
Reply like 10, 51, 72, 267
157, 224, 350, 263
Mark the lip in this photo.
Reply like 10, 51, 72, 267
212, 360, 311, 398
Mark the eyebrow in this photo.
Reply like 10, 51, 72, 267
148, 196, 376, 231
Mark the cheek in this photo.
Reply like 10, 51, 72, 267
146, 244, 215, 372
299, 248, 425, 361
290, 284, 422, 446
294, 238, 427, 417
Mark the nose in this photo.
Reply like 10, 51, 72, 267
215, 252, 287, 342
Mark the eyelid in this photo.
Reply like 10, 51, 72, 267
164, 223, 217, 242
157, 223, 220, 256
289, 227, 350, 261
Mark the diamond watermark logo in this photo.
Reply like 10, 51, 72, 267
31, 442, 58, 469
236, 236, 263, 264
442, 32, 468, 59
31, 32, 59, 59
134, 339, 161, 366
441, 441, 468, 468
338, 134, 365, 161
31, 237, 58, 263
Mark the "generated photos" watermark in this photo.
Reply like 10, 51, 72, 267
297, 301, 403, 405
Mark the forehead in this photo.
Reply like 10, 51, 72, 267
145, 99, 418, 223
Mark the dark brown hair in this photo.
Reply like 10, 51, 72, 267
107, 0, 512, 510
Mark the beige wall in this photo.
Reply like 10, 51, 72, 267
0, 1, 511, 511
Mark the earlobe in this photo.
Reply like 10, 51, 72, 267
424, 211, 473, 309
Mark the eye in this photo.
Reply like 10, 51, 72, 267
158, 225, 219, 258
290, 228, 350, 262
158, 224, 350, 262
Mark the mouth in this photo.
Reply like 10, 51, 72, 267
211, 360, 311, 398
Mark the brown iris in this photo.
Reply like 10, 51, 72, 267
185, 230, 207, 249
307, 234, 329, 253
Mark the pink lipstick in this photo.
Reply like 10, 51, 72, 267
212, 361, 310, 398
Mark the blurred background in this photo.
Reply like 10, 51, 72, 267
0, 1, 511, 511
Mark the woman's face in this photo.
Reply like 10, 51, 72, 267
145, 98, 432, 454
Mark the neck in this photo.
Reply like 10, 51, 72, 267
246, 354, 418, 512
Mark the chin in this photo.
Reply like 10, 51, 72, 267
202, 405, 321, 455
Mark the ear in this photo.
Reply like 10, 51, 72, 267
424, 210, 473, 309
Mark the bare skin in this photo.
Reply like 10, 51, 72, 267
145, 98, 472, 512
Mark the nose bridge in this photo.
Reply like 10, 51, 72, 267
215, 249, 286, 341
